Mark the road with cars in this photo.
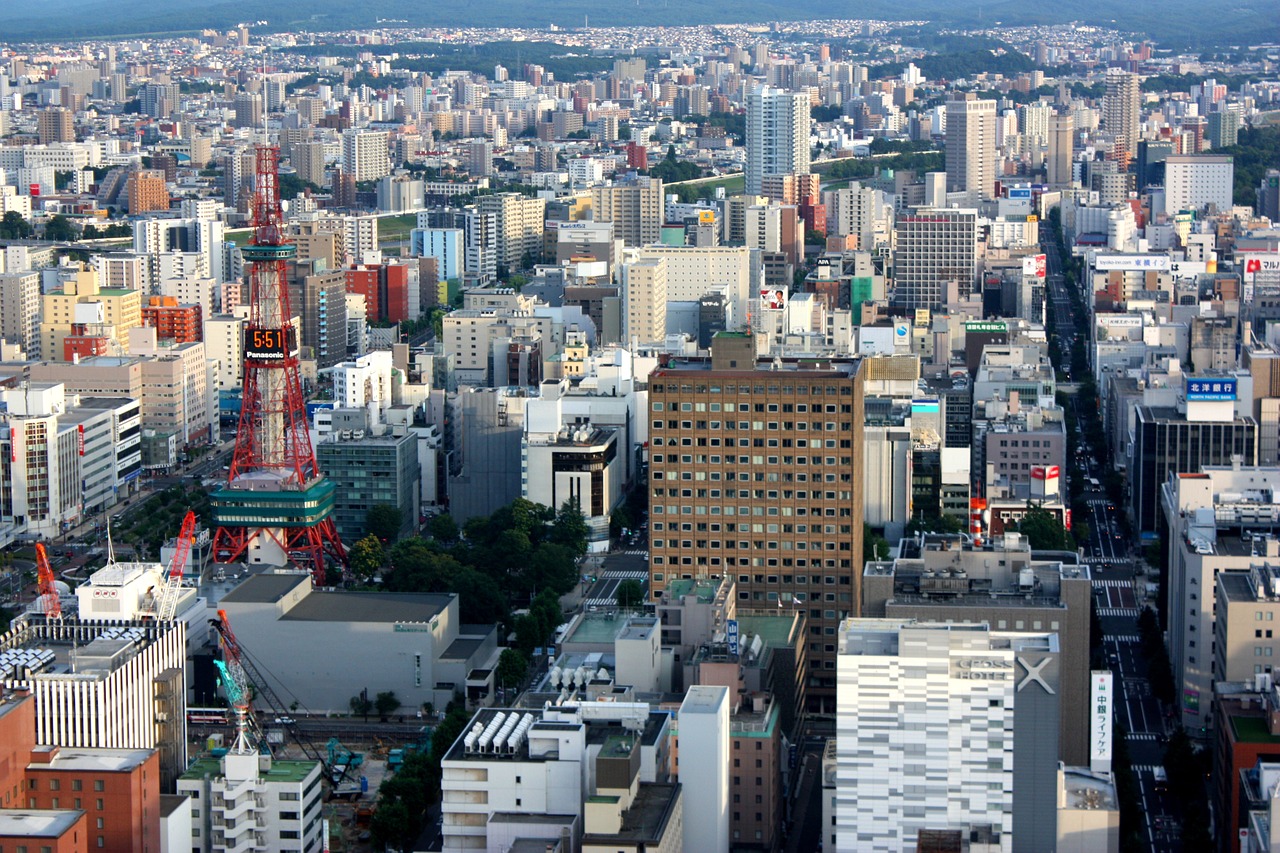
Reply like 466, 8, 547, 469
1043, 231, 1181, 852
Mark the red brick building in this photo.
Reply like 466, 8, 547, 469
141, 296, 203, 343
0, 689, 160, 853
63, 333, 112, 361
346, 262, 410, 324
26, 746, 161, 853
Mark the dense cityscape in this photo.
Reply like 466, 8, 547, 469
0, 9, 1276, 853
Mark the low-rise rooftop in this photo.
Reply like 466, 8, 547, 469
0, 809, 85, 837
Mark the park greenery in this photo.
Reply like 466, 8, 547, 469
109, 485, 214, 563
822, 150, 945, 184
379, 497, 587, 633
1218, 126, 1280, 209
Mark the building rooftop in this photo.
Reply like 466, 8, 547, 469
221, 573, 453, 623
283, 590, 453, 624
1061, 768, 1118, 810
28, 746, 153, 773
564, 612, 629, 645
0, 809, 85, 837
736, 614, 799, 649
158, 793, 190, 819
681, 685, 727, 714
582, 782, 682, 846
616, 618, 658, 642
1231, 714, 1280, 745
1220, 570, 1261, 603
180, 755, 321, 784
441, 637, 486, 661
219, 572, 308, 604
662, 578, 721, 604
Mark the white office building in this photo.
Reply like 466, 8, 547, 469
341, 130, 390, 182
745, 87, 810, 196
1163, 154, 1234, 215
178, 751, 323, 853
677, 685, 730, 853
834, 620, 1061, 853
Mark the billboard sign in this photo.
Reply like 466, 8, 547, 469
965, 321, 1008, 334
1093, 254, 1171, 271
1185, 377, 1237, 402
1242, 255, 1280, 274
1022, 254, 1047, 278
698, 209, 716, 224
726, 619, 740, 655
1030, 465, 1060, 480
759, 287, 786, 311
1091, 671, 1113, 774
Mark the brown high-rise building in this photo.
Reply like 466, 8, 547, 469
126, 169, 169, 215
37, 107, 74, 144
647, 331, 865, 712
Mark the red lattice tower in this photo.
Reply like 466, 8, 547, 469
211, 146, 346, 581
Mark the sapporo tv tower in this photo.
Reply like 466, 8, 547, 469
212, 145, 347, 581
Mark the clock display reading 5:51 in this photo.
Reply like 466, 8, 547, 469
244, 328, 292, 360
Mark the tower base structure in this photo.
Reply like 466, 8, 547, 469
211, 475, 344, 581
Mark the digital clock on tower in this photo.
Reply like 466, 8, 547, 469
243, 328, 290, 360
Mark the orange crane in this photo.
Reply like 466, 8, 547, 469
34, 543, 60, 619
155, 511, 197, 621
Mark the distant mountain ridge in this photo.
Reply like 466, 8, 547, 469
0, 0, 1274, 45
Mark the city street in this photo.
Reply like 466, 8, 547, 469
1045, 229, 1180, 853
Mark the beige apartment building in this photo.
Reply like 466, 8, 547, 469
39, 265, 141, 359
592, 177, 664, 247
647, 331, 864, 712
477, 193, 546, 268
1216, 565, 1280, 685
622, 256, 668, 345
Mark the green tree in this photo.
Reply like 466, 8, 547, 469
609, 505, 633, 538
347, 534, 385, 582
615, 579, 644, 610
528, 543, 577, 596
44, 215, 76, 241
514, 612, 547, 655
530, 589, 564, 637
550, 497, 589, 556
349, 693, 373, 719
428, 513, 459, 543
0, 212, 32, 239
863, 524, 891, 563
448, 568, 508, 624
366, 503, 404, 542
906, 514, 964, 536
374, 690, 401, 718
1014, 506, 1070, 551
495, 648, 529, 689
370, 798, 413, 850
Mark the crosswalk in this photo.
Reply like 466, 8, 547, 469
1097, 607, 1142, 618
1105, 634, 1142, 644
1126, 733, 1160, 742
602, 569, 648, 580
621, 550, 648, 557
584, 598, 621, 609
1132, 764, 1166, 774
1086, 498, 1113, 507
1092, 579, 1134, 588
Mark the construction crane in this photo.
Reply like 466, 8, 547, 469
34, 543, 61, 619
212, 609, 326, 768
155, 511, 197, 621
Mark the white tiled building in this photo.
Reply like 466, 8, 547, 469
834, 620, 1061, 853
